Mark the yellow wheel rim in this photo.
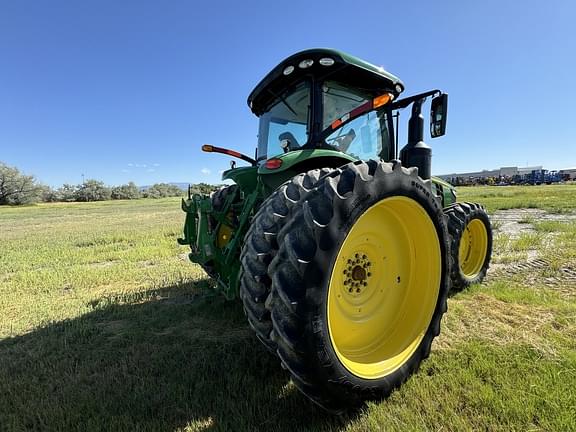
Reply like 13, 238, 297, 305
216, 223, 233, 248
458, 219, 488, 278
216, 212, 234, 249
327, 196, 442, 379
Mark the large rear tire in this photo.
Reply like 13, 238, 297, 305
268, 160, 451, 412
444, 202, 492, 291
239, 168, 333, 352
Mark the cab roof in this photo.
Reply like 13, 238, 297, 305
247, 48, 405, 116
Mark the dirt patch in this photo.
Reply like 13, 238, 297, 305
0, 272, 14, 282
487, 258, 576, 298
488, 257, 549, 275
87, 260, 120, 269
491, 208, 576, 237
487, 208, 576, 296
137, 260, 157, 268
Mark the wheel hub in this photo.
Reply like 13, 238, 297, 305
352, 265, 366, 281
342, 253, 372, 295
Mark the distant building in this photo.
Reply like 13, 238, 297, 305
500, 166, 517, 177
437, 165, 576, 186
517, 166, 544, 175
559, 168, 576, 180
438, 166, 542, 181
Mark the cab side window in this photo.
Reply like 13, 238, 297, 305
325, 110, 390, 161
323, 81, 391, 161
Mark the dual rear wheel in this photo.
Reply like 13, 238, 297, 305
240, 160, 452, 412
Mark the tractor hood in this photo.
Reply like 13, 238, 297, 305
248, 48, 404, 116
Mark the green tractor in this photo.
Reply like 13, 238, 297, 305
178, 49, 492, 412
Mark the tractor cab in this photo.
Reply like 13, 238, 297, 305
203, 48, 449, 188
248, 49, 404, 164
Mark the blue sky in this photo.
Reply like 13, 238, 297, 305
1, 0, 575, 187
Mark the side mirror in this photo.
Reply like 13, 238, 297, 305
430, 94, 448, 138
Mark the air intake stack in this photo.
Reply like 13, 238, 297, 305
400, 98, 431, 180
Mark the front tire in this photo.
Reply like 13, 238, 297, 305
444, 202, 492, 291
268, 160, 451, 412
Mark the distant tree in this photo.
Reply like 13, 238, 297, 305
75, 179, 112, 202
55, 184, 78, 202
111, 182, 141, 200
40, 185, 60, 203
190, 182, 219, 195
0, 162, 44, 205
143, 183, 183, 198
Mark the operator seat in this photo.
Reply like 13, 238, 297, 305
278, 132, 300, 152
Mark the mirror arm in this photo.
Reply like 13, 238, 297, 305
390, 90, 441, 110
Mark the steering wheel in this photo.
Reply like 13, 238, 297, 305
329, 128, 356, 152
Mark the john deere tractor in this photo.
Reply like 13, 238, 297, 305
178, 49, 492, 412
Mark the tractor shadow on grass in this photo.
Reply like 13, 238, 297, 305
0, 279, 348, 432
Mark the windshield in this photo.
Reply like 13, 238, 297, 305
257, 82, 310, 160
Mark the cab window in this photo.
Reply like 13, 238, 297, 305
257, 82, 310, 160
322, 81, 371, 130
325, 110, 391, 161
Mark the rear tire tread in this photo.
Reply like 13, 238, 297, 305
239, 168, 333, 352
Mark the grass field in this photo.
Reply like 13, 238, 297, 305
1, 186, 575, 431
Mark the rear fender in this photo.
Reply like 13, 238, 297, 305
221, 166, 258, 194
258, 149, 355, 191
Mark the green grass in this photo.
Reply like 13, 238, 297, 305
1, 195, 575, 431
456, 183, 576, 213
510, 233, 544, 251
